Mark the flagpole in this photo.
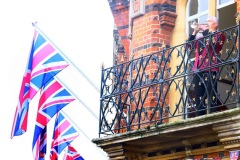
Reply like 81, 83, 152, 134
32, 22, 100, 93
57, 112, 59, 160
31, 21, 99, 119
31, 22, 106, 157
54, 75, 98, 120
60, 110, 107, 158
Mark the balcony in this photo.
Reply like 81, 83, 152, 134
93, 25, 240, 159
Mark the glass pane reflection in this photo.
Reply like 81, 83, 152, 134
219, 0, 231, 5
199, 0, 208, 12
189, 0, 198, 16
199, 14, 208, 24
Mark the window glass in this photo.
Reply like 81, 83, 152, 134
199, 0, 208, 12
187, 0, 208, 36
219, 0, 231, 5
189, 0, 198, 16
188, 14, 208, 36
199, 14, 208, 24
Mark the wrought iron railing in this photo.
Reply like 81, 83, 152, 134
99, 24, 239, 137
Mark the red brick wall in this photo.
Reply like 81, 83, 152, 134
108, 0, 177, 131
109, 0, 130, 59
132, 1, 177, 58
132, 0, 177, 128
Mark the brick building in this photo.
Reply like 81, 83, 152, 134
93, 0, 240, 159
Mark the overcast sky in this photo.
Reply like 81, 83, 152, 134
0, 0, 114, 159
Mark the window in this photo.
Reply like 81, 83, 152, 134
189, 0, 198, 16
186, 0, 209, 36
217, 0, 236, 30
218, 0, 234, 5
129, 0, 145, 18
217, 0, 235, 9
199, 0, 208, 12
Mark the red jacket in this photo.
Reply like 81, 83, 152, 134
188, 30, 226, 72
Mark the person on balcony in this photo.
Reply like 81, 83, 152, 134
188, 16, 226, 116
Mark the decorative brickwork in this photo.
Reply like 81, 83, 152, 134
159, 10, 177, 31
109, 0, 130, 60
108, 0, 177, 133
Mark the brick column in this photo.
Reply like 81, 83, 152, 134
108, 0, 177, 131
109, 0, 130, 61
130, 0, 177, 127
131, 0, 177, 59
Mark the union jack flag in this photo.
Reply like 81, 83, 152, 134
11, 29, 69, 138
32, 126, 47, 160
50, 112, 79, 160
63, 145, 84, 160
230, 150, 240, 160
39, 126, 47, 159
32, 78, 75, 160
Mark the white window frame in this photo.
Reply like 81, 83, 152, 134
186, 0, 209, 36
184, 0, 209, 119
129, 0, 145, 19
216, 0, 235, 27
217, 0, 235, 9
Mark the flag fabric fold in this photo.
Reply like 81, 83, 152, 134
63, 145, 84, 160
39, 126, 47, 160
11, 29, 69, 138
32, 125, 47, 160
50, 112, 79, 160
32, 78, 75, 160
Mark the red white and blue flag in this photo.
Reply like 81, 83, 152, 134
63, 145, 84, 160
11, 29, 69, 138
32, 79, 75, 160
38, 126, 47, 160
230, 150, 240, 160
50, 112, 79, 160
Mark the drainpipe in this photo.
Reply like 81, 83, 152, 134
128, 16, 133, 88
127, 1, 134, 128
